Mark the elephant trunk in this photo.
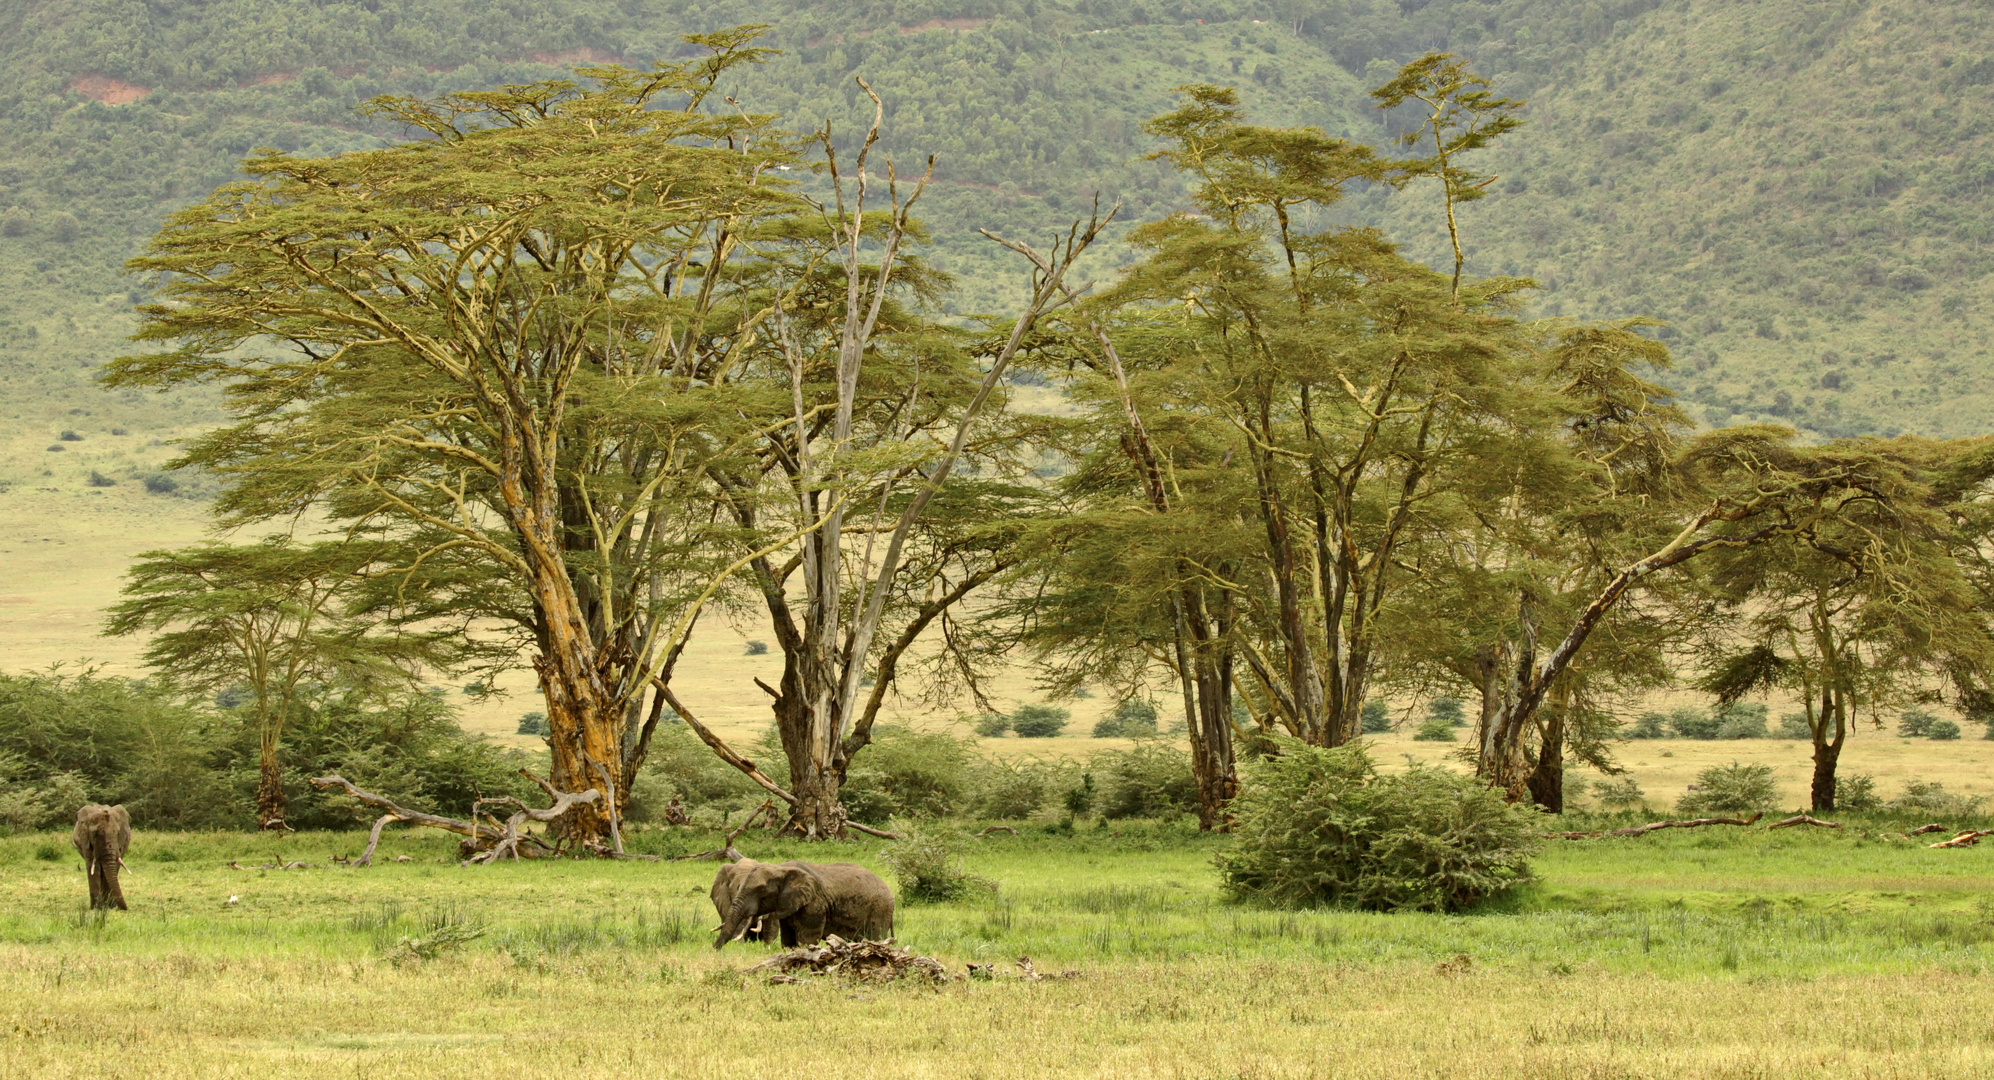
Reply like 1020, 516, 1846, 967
714, 894, 755, 950
97, 845, 126, 911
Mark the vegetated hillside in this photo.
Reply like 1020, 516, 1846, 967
0, 0, 1989, 452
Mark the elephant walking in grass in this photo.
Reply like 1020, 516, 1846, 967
710, 858, 781, 943
73, 804, 131, 910
713, 860, 893, 949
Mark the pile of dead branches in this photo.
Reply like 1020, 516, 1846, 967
747, 936, 950, 984
311, 770, 652, 866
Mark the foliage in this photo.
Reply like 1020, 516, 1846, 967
1899, 709, 1939, 737
1427, 698, 1466, 728
1777, 712, 1813, 740
972, 712, 1010, 738
1886, 781, 1984, 817
1593, 776, 1647, 808
1927, 719, 1962, 741
1713, 703, 1769, 739
1836, 774, 1881, 812
1667, 707, 1721, 740
1092, 699, 1159, 738
970, 758, 1065, 820
1094, 741, 1198, 820
633, 721, 762, 815
1627, 713, 1668, 739
516, 712, 549, 737
1216, 741, 1541, 912
1676, 763, 1780, 816
1008, 705, 1071, 739
878, 822, 993, 904
837, 727, 979, 825
743, 641, 770, 657
1360, 700, 1392, 734
1412, 716, 1457, 742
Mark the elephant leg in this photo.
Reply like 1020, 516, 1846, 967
778, 918, 798, 947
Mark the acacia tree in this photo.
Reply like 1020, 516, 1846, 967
108, 32, 817, 843
1698, 438, 1994, 811
687, 96, 1109, 838
102, 539, 430, 829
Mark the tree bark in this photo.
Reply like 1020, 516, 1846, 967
255, 724, 287, 830
1526, 699, 1565, 813
1810, 701, 1846, 814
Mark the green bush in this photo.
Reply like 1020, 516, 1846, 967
1216, 741, 1540, 912
1776, 712, 1812, 740
1676, 762, 1779, 815
1428, 697, 1465, 727
972, 712, 1010, 738
1009, 704, 1070, 738
633, 719, 761, 816
971, 758, 1063, 819
1927, 719, 1962, 741
1835, 773, 1880, 811
1626, 712, 1667, 739
1095, 741, 1198, 819
1887, 781, 1984, 816
1092, 699, 1158, 738
1713, 703, 1768, 739
515, 711, 548, 736
1668, 707, 1722, 740
743, 640, 769, 656
1360, 700, 1391, 734
837, 726, 977, 825
1411, 715, 1456, 741
879, 822, 993, 903
1899, 709, 1938, 737
1594, 775, 1646, 808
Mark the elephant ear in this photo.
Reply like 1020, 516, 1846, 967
780, 864, 829, 909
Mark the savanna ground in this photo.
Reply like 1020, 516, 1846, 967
6, 816, 1994, 1079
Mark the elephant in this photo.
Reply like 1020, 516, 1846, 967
72, 804, 131, 910
713, 860, 894, 950
709, 858, 782, 943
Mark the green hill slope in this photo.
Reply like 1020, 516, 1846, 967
0, 0, 1989, 456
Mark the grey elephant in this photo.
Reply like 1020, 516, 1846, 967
709, 858, 782, 943
713, 860, 894, 949
72, 804, 131, 910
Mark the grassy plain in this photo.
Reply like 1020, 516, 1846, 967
6, 821, 1994, 1078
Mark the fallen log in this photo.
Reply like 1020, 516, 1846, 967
1930, 829, 1994, 849
1767, 814, 1841, 830
1548, 812, 1764, 840
1907, 823, 1948, 836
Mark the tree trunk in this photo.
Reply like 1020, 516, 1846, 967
255, 737, 286, 830
1526, 701, 1565, 813
536, 649, 623, 844
1810, 693, 1846, 813
1191, 655, 1238, 830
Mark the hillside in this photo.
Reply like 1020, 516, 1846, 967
0, 0, 1990, 475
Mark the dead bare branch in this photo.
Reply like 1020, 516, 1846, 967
1767, 814, 1842, 830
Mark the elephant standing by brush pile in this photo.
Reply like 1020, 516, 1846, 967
712, 860, 893, 949
73, 804, 131, 910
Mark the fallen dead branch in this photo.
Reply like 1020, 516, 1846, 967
1014, 955, 1083, 981
1907, 823, 1948, 836
1930, 829, 1994, 849
1767, 814, 1841, 830
310, 770, 598, 866
225, 860, 310, 871
974, 826, 1019, 838
748, 936, 949, 984
674, 799, 775, 862
1549, 812, 1763, 840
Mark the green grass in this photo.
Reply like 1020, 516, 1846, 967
8, 820, 1994, 1078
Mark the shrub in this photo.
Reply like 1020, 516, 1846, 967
1093, 699, 1158, 738
1676, 762, 1778, 815
1063, 772, 1096, 815
1360, 700, 1391, 734
1216, 741, 1540, 912
1835, 773, 1880, 811
86, 470, 116, 487
1776, 712, 1812, 740
1096, 741, 1198, 819
1428, 697, 1465, 727
1927, 719, 1962, 741
515, 711, 548, 736
1714, 702, 1768, 739
742, 640, 769, 656
837, 726, 977, 824
1668, 707, 1722, 740
141, 473, 178, 495
972, 712, 1009, 738
1594, 776, 1646, 808
1887, 781, 1983, 816
1411, 715, 1456, 741
627, 720, 759, 820
58, 430, 82, 441
1009, 704, 1069, 738
1562, 774, 1590, 806
879, 822, 993, 903
971, 758, 1061, 819
1898, 709, 1937, 738
1627, 712, 1667, 739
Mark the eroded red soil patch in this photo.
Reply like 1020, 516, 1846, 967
69, 76, 149, 105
